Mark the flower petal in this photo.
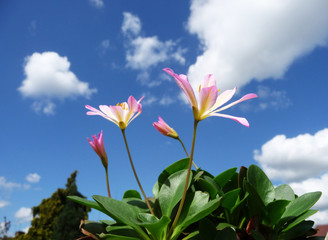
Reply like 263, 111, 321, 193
216, 93, 258, 112
128, 96, 138, 113
85, 105, 107, 118
198, 86, 218, 119
163, 68, 198, 108
201, 74, 216, 88
209, 112, 250, 127
209, 87, 237, 112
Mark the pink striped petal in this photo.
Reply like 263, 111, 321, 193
201, 74, 216, 88
209, 112, 250, 127
210, 87, 237, 111
128, 96, 138, 113
198, 86, 218, 119
216, 93, 258, 112
85, 105, 107, 117
109, 105, 124, 122
163, 68, 198, 108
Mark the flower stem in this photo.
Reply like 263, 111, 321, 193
170, 120, 199, 232
177, 137, 198, 169
105, 167, 111, 198
121, 129, 154, 215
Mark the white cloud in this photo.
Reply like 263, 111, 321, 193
140, 92, 158, 106
89, 0, 104, 8
254, 128, 328, 182
18, 52, 97, 115
122, 13, 186, 87
186, 0, 328, 92
0, 200, 10, 208
15, 207, 33, 224
159, 96, 175, 105
98, 39, 110, 55
26, 173, 41, 183
0, 177, 21, 190
122, 12, 141, 36
256, 85, 291, 110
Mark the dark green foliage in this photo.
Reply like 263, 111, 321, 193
16, 171, 90, 240
69, 161, 321, 240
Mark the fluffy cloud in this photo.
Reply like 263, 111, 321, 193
18, 52, 97, 115
254, 128, 328, 182
15, 207, 32, 224
122, 12, 186, 87
122, 12, 141, 36
26, 173, 41, 183
0, 200, 10, 208
89, 0, 104, 8
186, 0, 328, 91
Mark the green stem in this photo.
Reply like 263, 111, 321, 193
177, 137, 198, 169
121, 129, 154, 215
170, 120, 199, 233
105, 167, 111, 198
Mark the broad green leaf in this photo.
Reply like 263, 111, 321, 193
281, 191, 321, 220
100, 226, 140, 240
275, 184, 295, 201
67, 196, 108, 214
93, 195, 150, 240
159, 169, 190, 218
122, 198, 149, 212
181, 231, 199, 240
281, 209, 318, 232
214, 227, 238, 240
264, 200, 290, 226
214, 167, 237, 188
100, 219, 116, 226
123, 190, 142, 200
158, 158, 189, 188
222, 188, 241, 212
278, 220, 314, 240
245, 182, 267, 219
247, 165, 275, 205
195, 178, 218, 199
171, 191, 222, 239
137, 213, 170, 240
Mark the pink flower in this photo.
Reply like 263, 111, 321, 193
153, 116, 179, 139
85, 96, 144, 130
163, 68, 257, 127
87, 130, 108, 168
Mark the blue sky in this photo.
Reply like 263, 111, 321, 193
1, 0, 328, 234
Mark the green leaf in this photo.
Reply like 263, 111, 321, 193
122, 198, 149, 212
264, 200, 290, 226
159, 169, 190, 218
281, 209, 318, 232
247, 165, 275, 205
214, 167, 238, 188
278, 220, 314, 240
67, 196, 107, 214
245, 182, 267, 219
281, 192, 321, 220
123, 190, 142, 200
92, 195, 150, 240
80, 220, 107, 237
214, 227, 238, 240
158, 158, 189, 188
137, 213, 170, 240
172, 191, 222, 239
195, 178, 218, 199
222, 188, 241, 212
275, 185, 295, 201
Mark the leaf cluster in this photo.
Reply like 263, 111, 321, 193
69, 160, 321, 240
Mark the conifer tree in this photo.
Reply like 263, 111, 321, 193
16, 171, 90, 240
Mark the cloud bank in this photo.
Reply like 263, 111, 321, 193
18, 52, 97, 115
187, 0, 328, 91
254, 128, 328, 224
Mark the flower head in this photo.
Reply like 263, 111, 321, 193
153, 116, 179, 139
85, 96, 144, 130
163, 68, 257, 127
87, 130, 108, 168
